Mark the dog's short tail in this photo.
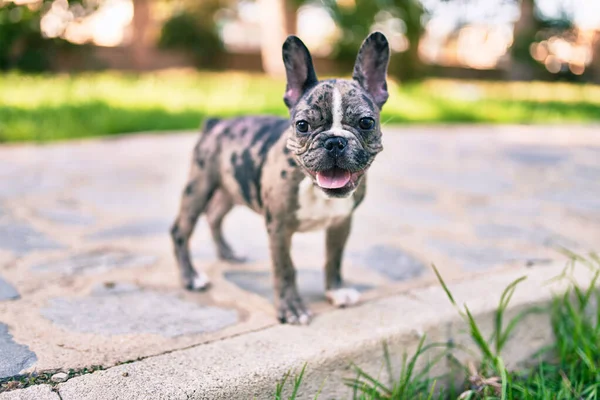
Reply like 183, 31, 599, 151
200, 117, 222, 134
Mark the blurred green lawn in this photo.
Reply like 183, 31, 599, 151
1, 70, 600, 143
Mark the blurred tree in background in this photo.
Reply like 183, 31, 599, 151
313, 0, 425, 81
1, 0, 598, 83
157, 0, 224, 68
1, 1, 61, 71
510, 0, 575, 80
0, 0, 96, 71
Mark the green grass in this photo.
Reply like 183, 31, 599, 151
2, 71, 600, 142
276, 252, 600, 399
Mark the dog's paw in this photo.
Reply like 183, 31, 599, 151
184, 272, 211, 291
326, 288, 361, 308
277, 290, 312, 325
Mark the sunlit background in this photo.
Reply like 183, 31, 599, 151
4, 0, 600, 75
2, 0, 600, 142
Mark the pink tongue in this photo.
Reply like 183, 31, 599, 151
316, 168, 351, 189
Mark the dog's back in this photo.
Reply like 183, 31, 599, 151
194, 115, 291, 212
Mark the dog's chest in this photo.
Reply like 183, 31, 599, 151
295, 177, 354, 232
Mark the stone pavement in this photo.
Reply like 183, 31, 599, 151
0, 125, 599, 385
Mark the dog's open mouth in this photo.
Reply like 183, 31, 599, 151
310, 167, 365, 196
315, 167, 352, 189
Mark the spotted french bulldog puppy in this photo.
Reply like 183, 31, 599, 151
171, 32, 390, 324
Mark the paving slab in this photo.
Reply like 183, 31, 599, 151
0, 385, 58, 400
0, 277, 19, 301
0, 324, 36, 379
41, 285, 238, 337
0, 125, 599, 391
350, 244, 426, 280
0, 217, 63, 255
31, 250, 157, 275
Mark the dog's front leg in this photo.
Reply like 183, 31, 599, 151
267, 222, 311, 325
324, 217, 360, 308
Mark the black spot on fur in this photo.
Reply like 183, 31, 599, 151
240, 128, 248, 137
356, 149, 370, 164
287, 158, 297, 167
203, 117, 221, 133
184, 183, 194, 196
258, 131, 280, 157
197, 158, 205, 168
258, 120, 288, 158
255, 173, 263, 209
170, 224, 179, 237
283, 146, 290, 155
234, 150, 255, 206
251, 124, 273, 146
265, 208, 272, 224
281, 170, 287, 179
361, 94, 375, 110
232, 118, 289, 210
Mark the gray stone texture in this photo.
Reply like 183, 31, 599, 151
540, 189, 600, 214
0, 277, 19, 301
37, 208, 95, 226
505, 146, 569, 165
31, 250, 157, 275
352, 245, 426, 281
224, 270, 372, 303
41, 286, 238, 337
0, 218, 62, 255
429, 239, 537, 271
87, 220, 170, 240
402, 167, 513, 196
0, 323, 37, 379
0, 385, 59, 400
475, 223, 577, 249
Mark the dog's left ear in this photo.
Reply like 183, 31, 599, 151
352, 32, 390, 109
282, 36, 319, 109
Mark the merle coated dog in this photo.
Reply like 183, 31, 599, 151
171, 32, 390, 324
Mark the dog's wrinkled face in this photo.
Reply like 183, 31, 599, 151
282, 32, 390, 198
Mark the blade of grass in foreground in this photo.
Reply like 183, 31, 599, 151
432, 264, 458, 310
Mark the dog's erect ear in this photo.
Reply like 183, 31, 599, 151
352, 32, 390, 109
282, 36, 318, 109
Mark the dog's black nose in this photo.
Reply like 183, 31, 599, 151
324, 137, 347, 157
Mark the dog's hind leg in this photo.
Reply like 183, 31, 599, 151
171, 160, 218, 291
205, 189, 246, 263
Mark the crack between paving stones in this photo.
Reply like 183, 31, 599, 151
0, 322, 281, 394
52, 386, 64, 400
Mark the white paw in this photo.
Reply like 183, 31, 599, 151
326, 288, 361, 308
191, 273, 210, 291
298, 313, 311, 326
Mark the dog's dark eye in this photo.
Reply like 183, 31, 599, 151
296, 120, 309, 133
358, 117, 375, 130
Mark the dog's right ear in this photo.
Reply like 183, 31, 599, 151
282, 36, 318, 109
